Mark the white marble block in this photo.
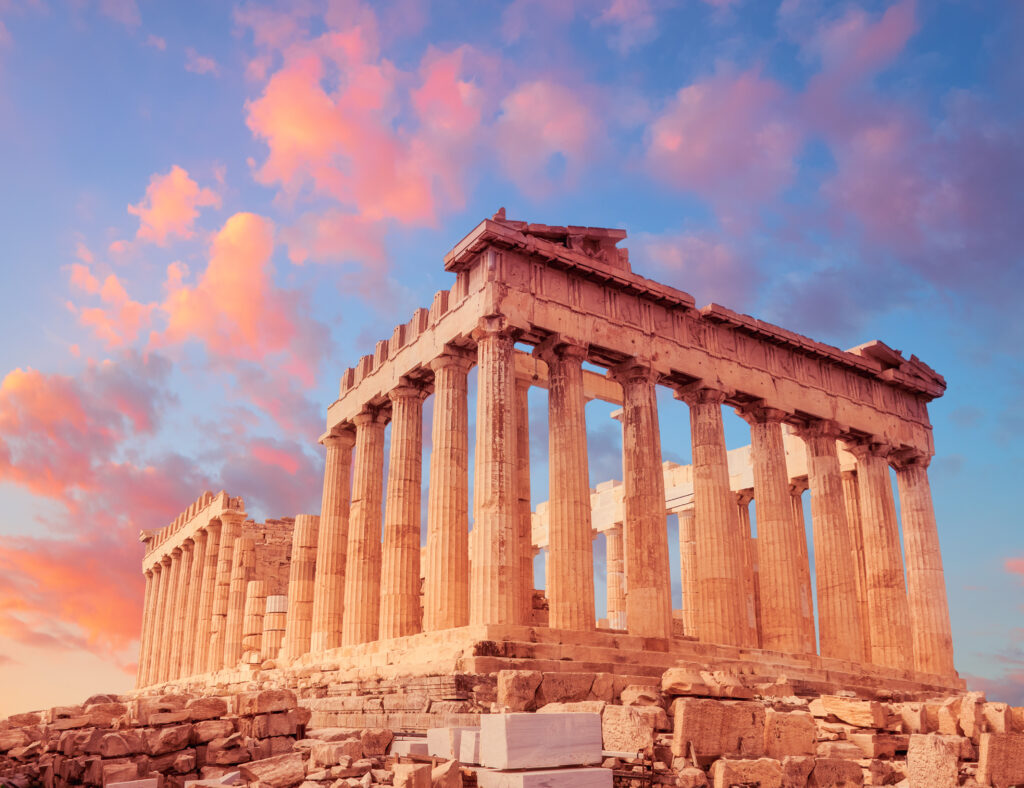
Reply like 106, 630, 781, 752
427, 726, 480, 759
460, 729, 481, 765
477, 768, 611, 788
479, 713, 603, 769
391, 738, 430, 756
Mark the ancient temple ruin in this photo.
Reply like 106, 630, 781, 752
135, 213, 960, 702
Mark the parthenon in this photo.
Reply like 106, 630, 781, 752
135, 212, 959, 697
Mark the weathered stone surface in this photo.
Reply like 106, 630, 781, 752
601, 705, 656, 754
100, 731, 145, 757
897, 703, 927, 734
535, 673, 595, 706
959, 691, 985, 743
709, 757, 783, 788
676, 767, 709, 788
431, 759, 462, 788
982, 703, 1012, 734
977, 732, 1024, 788
0, 729, 30, 752
237, 689, 297, 716
393, 763, 431, 788
620, 685, 662, 708
187, 697, 229, 721
194, 719, 235, 743
538, 701, 607, 715
815, 742, 863, 759
782, 755, 814, 788
807, 758, 863, 787
427, 727, 478, 760
846, 732, 905, 758
765, 711, 816, 759
661, 669, 710, 697
101, 761, 140, 786
311, 740, 363, 766
360, 728, 393, 757
238, 752, 305, 787
207, 734, 251, 765
819, 697, 886, 729
496, 671, 542, 712
145, 724, 192, 756
672, 698, 766, 759
936, 697, 962, 736
906, 734, 957, 788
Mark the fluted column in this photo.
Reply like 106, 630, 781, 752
262, 595, 287, 661
193, 522, 221, 674
424, 349, 474, 630
801, 420, 864, 660
847, 441, 912, 668
136, 568, 156, 688
224, 536, 255, 668
736, 492, 760, 646
470, 319, 523, 626
676, 508, 698, 637
790, 481, 817, 653
145, 560, 168, 685
380, 384, 427, 640
157, 549, 182, 683
285, 514, 321, 658
606, 524, 626, 630
310, 429, 356, 653
514, 377, 534, 621
679, 386, 751, 647
342, 409, 387, 645
538, 340, 595, 631
208, 512, 242, 673
893, 453, 955, 676
179, 529, 207, 677
242, 580, 267, 662
609, 360, 671, 639
739, 407, 807, 653
168, 541, 194, 679
841, 471, 871, 663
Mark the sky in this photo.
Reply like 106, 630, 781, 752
0, 0, 1021, 716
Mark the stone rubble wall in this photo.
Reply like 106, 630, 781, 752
3, 667, 1023, 788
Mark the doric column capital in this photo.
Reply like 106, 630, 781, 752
607, 357, 660, 387
735, 489, 754, 507
532, 334, 589, 365
388, 380, 429, 403
845, 438, 895, 461
144, 567, 154, 578
161, 554, 173, 567
220, 510, 246, 528
794, 417, 845, 440
673, 382, 729, 407
888, 448, 932, 471
470, 315, 519, 343
352, 407, 388, 428
789, 477, 809, 496
841, 469, 858, 482
734, 401, 788, 425
323, 427, 356, 451
428, 346, 475, 374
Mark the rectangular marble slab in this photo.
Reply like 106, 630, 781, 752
392, 739, 430, 756
477, 768, 611, 788
460, 729, 481, 765
479, 713, 603, 769
427, 726, 479, 759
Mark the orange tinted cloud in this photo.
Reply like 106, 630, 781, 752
127, 165, 221, 245
73, 272, 155, 349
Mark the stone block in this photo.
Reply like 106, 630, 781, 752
671, 699, 766, 760
236, 690, 297, 716
983, 703, 1012, 734
431, 759, 462, 788
206, 734, 250, 766
107, 780, 159, 788
497, 671, 542, 712
393, 763, 431, 788
102, 761, 140, 786
145, 725, 192, 756
459, 730, 480, 765
764, 711, 816, 759
193, 720, 235, 744
906, 734, 957, 788
661, 669, 710, 697
959, 691, 985, 743
814, 742, 862, 759
846, 733, 905, 758
977, 732, 1024, 788
782, 755, 814, 788
536, 673, 595, 706
709, 757, 783, 788
100, 731, 146, 757
807, 758, 862, 787
589, 673, 615, 703
252, 712, 297, 738
897, 704, 926, 734
0, 729, 31, 752
150, 711, 192, 726
476, 767, 611, 788
819, 697, 886, 729
392, 739, 430, 757
427, 727, 479, 760
700, 670, 755, 699
311, 740, 363, 766
936, 697, 962, 736
238, 752, 305, 787
601, 705, 655, 754
620, 686, 662, 708
479, 713, 602, 769
538, 702, 607, 715
361, 728, 393, 756
1011, 707, 1024, 733
187, 699, 228, 722
676, 767, 709, 788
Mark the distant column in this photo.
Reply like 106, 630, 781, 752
145, 560, 168, 685
380, 384, 427, 640
423, 349, 474, 631
736, 491, 759, 646
848, 441, 913, 669
610, 360, 671, 639
157, 549, 181, 683
538, 340, 595, 631
342, 409, 387, 645
841, 471, 872, 663
136, 568, 156, 688
262, 595, 287, 661
605, 524, 626, 630
514, 377, 534, 621
224, 536, 255, 668
680, 386, 751, 647
242, 579, 267, 663
179, 528, 207, 677
893, 452, 955, 676
676, 508, 698, 638
193, 522, 221, 674
801, 420, 863, 660
284, 515, 321, 659
168, 540, 194, 679
208, 512, 243, 673
790, 481, 817, 653
470, 319, 523, 626
310, 429, 356, 653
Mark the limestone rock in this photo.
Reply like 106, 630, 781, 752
601, 705, 655, 754
239, 752, 306, 787
535, 673, 595, 706
782, 755, 814, 788
977, 732, 1024, 788
0, 730, 30, 753
99, 731, 145, 758
145, 724, 191, 756
496, 671, 542, 712
765, 711, 816, 759
819, 697, 886, 729
709, 757, 783, 788
661, 669, 710, 697
676, 766, 709, 788
311, 740, 363, 767
538, 702, 607, 715
194, 719, 236, 743
807, 758, 862, 787
906, 734, 957, 788
936, 697, 962, 736
431, 759, 462, 788
237, 690, 297, 716
958, 692, 985, 744
672, 698, 766, 760
101, 761, 139, 785
187, 697, 229, 721
589, 673, 616, 703
360, 728, 393, 757
620, 685, 662, 708
207, 734, 251, 765
393, 763, 431, 788
982, 703, 1012, 734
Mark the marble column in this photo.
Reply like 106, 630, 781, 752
424, 350, 474, 631
841, 471, 872, 663
736, 491, 759, 646
285, 514, 321, 658
680, 386, 751, 647
893, 453, 955, 676
676, 508, 698, 638
790, 482, 817, 653
342, 409, 387, 645
262, 595, 287, 661
179, 528, 207, 678
848, 441, 912, 668
740, 407, 807, 653
145, 560, 167, 685
168, 540, 194, 679
136, 568, 156, 688
208, 512, 242, 673
538, 340, 595, 631
310, 429, 356, 653
242, 579, 267, 660
470, 320, 523, 626
224, 536, 255, 668
380, 384, 427, 640
514, 377, 534, 621
157, 549, 181, 683
193, 522, 221, 674
801, 420, 863, 660
610, 360, 671, 639
605, 524, 626, 630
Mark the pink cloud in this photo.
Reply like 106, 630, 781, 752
1006, 557, 1024, 583
126, 165, 220, 245
145, 34, 166, 51
97, 0, 140, 29
184, 47, 219, 75
71, 270, 155, 348
596, 0, 658, 52
281, 210, 387, 266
